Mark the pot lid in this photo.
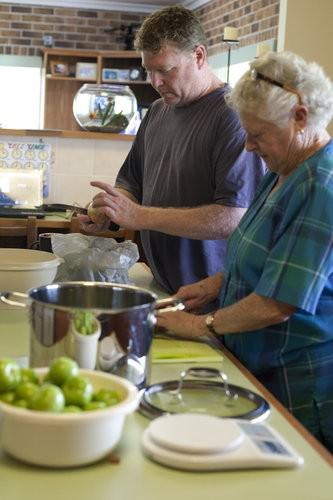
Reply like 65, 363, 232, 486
140, 367, 270, 422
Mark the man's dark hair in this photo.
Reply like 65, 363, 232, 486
134, 5, 208, 54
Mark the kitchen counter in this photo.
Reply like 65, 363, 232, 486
0, 264, 332, 500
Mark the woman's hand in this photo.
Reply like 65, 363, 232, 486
156, 310, 206, 338
176, 273, 223, 311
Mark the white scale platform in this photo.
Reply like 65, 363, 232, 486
142, 413, 304, 471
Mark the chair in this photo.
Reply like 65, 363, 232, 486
0, 216, 38, 248
69, 216, 135, 241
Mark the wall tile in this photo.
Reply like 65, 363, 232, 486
93, 140, 131, 178
48, 173, 96, 205
53, 138, 95, 175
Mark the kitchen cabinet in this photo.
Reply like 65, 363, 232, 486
41, 48, 159, 131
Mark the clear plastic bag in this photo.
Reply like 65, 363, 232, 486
51, 233, 139, 283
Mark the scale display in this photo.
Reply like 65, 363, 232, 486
142, 414, 304, 471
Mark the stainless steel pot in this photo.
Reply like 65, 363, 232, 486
0, 282, 183, 388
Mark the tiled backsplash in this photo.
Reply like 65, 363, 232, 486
0, 134, 132, 206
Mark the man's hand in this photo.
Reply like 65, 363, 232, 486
89, 181, 143, 230
76, 213, 111, 234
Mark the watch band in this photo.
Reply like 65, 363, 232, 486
205, 312, 218, 335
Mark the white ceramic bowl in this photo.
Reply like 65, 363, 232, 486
0, 369, 139, 468
0, 248, 62, 292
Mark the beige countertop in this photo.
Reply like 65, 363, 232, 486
0, 263, 332, 500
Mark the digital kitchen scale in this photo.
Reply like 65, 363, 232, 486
142, 413, 304, 471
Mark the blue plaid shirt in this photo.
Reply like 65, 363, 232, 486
221, 140, 333, 374
220, 139, 333, 450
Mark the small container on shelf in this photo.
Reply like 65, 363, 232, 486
50, 61, 69, 76
129, 67, 145, 81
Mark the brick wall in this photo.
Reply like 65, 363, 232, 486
195, 0, 280, 56
0, 3, 146, 56
0, 1, 279, 57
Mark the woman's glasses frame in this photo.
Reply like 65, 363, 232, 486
250, 69, 303, 105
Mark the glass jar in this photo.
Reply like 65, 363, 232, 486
73, 84, 137, 133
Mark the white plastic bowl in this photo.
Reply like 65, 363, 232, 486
0, 248, 62, 292
0, 368, 139, 468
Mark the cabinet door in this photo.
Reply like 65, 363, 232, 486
44, 79, 83, 130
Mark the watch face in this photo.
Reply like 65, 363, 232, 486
129, 68, 141, 80
205, 313, 216, 334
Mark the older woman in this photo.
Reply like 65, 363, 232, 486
157, 51, 333, 452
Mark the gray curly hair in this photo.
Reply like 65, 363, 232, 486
134, 5, 207, 54
226, 51, 333, 131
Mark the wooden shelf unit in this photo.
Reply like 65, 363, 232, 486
42, 48, 159, 131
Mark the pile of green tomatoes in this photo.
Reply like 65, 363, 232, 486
0, 356, 121, 413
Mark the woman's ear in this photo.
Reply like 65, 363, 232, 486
294, 105, 308, 131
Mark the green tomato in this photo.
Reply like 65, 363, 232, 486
15, 382, 39, 405
0, 391, 16, 404
84, 401, 107, 411
13, 398, 28, 409
62, 405, 82, 413
47, 357, 79, 386
43, 372, 52, 384
20, 367, 39, 385
30, 384, 65, 412
62, 375, 93, 407
93, 388, 121, 407
0, 358, 21, 392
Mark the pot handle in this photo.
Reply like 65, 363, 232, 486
155, 297, 185, 313
0, 291, 30, 308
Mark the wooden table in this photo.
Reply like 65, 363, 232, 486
0, 214, 135, 245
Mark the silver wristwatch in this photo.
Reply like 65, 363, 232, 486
205, 312, 218, 335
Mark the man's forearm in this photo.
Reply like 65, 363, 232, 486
139, 204, 247, 239
91, 182, 246, 239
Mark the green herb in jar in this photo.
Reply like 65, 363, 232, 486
73, 312, 97, 336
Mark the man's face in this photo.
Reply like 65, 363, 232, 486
142, 43, 202, 106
